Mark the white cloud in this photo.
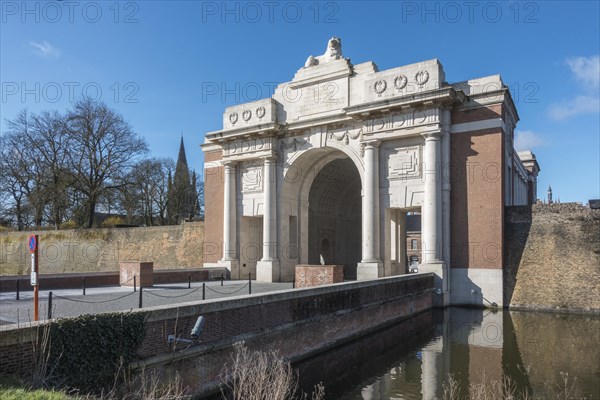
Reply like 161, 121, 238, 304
549, 95, 600, 121
514, 130, 544, 151
566, 56, 600, 88
548, 55, 600, 121
29, 40, 60, 58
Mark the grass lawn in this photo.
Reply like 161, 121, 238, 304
0, 376, 77, 400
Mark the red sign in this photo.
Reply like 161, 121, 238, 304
28, 234, 37, 253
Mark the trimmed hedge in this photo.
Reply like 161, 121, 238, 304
47, 312, 146, 393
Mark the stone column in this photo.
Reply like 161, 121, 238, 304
422, 131, 442, 263
357, 141, 383, 280
257, 156, 280, 282
420, 130, 447, 305
220, 161, 239, 275
261, 157, 276, 261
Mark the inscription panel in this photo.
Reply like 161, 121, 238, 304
278, 78, 349, 121
387, 146, 422, 180
241, 161, 263, 193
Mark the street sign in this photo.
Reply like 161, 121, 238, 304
31, 254, 37, 286
28, 234, 37, 253
28, 234, 40, 320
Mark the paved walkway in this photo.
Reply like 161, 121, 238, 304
0, 281, 293, 325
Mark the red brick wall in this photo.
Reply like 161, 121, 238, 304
406, 233, 421, 264
134, 274, 434, 396
294, 265, 344, 287
0, 273, 119, 293
119, 262, 154, 287
0, 268, 227, 293
450, 122, 505, 269
0, 274, 434, 396
203, 150, 224, 263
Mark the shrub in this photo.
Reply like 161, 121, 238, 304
100, 217, 126, 228
45, 313, 147, 393
221, 342, 324, 400
59, 220, 79, 230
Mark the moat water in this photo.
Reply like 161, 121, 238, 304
296, 308, 600, 399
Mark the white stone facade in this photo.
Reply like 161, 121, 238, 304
202, 38, 539, 307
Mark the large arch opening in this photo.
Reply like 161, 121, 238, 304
307, 157, 362, 279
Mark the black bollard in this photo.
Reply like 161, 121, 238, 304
248, 273, 252, 295
82, 277, 86, 296
138, 285, 143, 309
221, 274, 224, 286
202, 282, 205, 300
188, 273, 191, 289
133, 275, 137, 292
292, 279, 295, 289
48, 291, 53, 320
16, 279, 19, 301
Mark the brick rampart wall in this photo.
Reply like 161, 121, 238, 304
504, 204, 600, 312
0, 223, 204, 276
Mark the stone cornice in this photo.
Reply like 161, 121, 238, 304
343, 87, 466, 120
206, 122, 280, 143
205, 89, 464, 146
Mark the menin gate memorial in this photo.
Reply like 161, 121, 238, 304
202, 38, 540, 307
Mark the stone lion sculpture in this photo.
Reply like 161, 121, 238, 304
304, 37, 343, 67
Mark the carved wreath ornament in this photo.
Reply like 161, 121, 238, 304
242, 110, 252, 121
394, 74, 408, 90
415, 70, 429, 86
256, 106, 266, 119
374, 79, 387, 94
229, 112, 238, 124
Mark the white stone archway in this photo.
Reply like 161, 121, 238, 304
277, 146, 364, 281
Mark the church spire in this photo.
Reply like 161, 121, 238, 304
168, 135, 194, 223
177, 136, 188, 170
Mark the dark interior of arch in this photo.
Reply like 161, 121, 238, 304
308, 157, 361, 279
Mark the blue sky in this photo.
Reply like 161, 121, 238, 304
1, 1, 599, 202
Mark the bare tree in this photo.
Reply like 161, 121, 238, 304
0, 135, 30, 229
192, 170, 204, 220
152, 158, 174, 225
1, 110, 47, 228
65, 98, 148, 228
31, 111, 73, 229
